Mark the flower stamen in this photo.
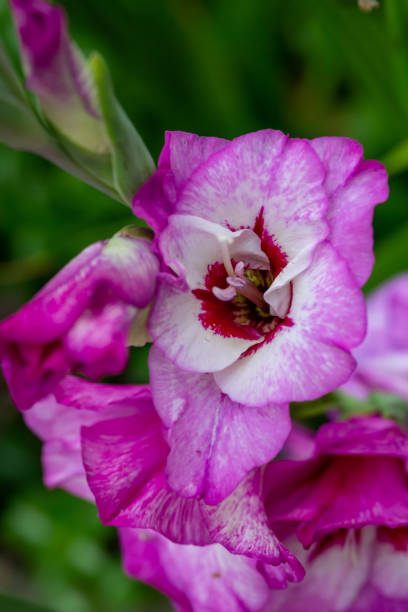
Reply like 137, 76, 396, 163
212, 257, 269, 310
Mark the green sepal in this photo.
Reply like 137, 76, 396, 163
90, 53, 155, 206
0, 42, 51, 151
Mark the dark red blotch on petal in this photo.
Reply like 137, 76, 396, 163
253, 207, 288, 277
192, 262, 261, 340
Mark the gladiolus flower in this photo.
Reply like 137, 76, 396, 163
0, 227, 158, 410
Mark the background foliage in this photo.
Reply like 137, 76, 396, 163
0, 0, 407, 609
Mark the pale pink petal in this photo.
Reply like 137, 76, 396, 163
121, 529, 272, 612
266, 530, 375, 612
23, 379, 144, 500
162, 131, 230, 193
176, 130, 328, 263
42, 439, 94, 501
149, 346, 290, 504
343, 274, 408, 399
312, 137, 364, 197
372, 536, 408, 600
120, 529, 190, 610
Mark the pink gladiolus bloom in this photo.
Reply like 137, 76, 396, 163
342, 273, 408, 401
133, 130, 388, 500
263, 416, 408, 611
0, 229, 158, 410
134, 131, 387, 409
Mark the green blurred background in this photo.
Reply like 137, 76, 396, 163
0, 0, 407, 610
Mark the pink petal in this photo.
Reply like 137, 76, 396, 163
202, 469, 303, 574
176, 131, 328, 263
267, 530, 375, 612
132, 131, 228, 233
149, 346, 290, 504
315, 417, 408, 459
313, 137, 389, 287
120, 529, 272, 612
81, 414, 209, 543
23, 378, 145, 500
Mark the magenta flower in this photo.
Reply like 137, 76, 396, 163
23, 376, 303, 582
120, 528, 301, 612
134, 130, 387, 410
342, 273, 408, 401
0, 228, 158, 410
263, 416, 408, 611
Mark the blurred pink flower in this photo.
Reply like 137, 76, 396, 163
342, 274, 408, 401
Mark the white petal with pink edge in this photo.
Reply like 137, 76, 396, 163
149, 282, 262, 373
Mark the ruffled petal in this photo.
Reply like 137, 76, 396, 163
82, 414, 210, 543
266, 454, 408, 549
176, 131, 328, 264
312, 137, 388, 287
202, 469, 303, 575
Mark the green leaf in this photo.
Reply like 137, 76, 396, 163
334, 390, 408, 423
381, 139, 408, 176
90, 53, 155, 206
366, 220, 408, 290
0, 593, 55, 612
